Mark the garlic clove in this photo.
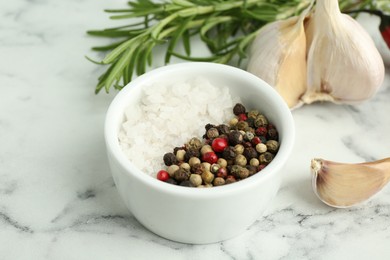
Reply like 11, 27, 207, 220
302, 0, 385, 105
247, 3, 312, 109
311, 157, 390, 208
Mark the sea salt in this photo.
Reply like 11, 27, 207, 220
118, 77, 240, 176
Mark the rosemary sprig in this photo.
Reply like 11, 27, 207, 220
87, 0, 384, 94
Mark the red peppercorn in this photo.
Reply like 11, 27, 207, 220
251, 136, 261, 145
157, 170, 170, 181
255, 127, 267, 136
238, 113, 247, 121
212, 137, 228, 152
202, 152, 218, 164
257, 165, 266, 172
216, 167, 228, 178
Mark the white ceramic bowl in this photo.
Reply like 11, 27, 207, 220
105, 62, 295, 244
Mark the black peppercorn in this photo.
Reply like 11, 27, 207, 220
228, 130, 243, 145
246, 165, 257, 176
184, 148, 200, 161
174, 168, 190, 182
222, 146, 236, 160
205, 123, 216, 131
235, 121, 248, 131
233, 103, 246, 115
254, 115, 268, 128
246, 117, 256, 128
180, 180, 194, 187
191, 163, 205, 174
217, 124, 230, 135
173, 146, 184, 155
243, 147, 258, 160
267, 128, 279, 141
243, 141, 252, 148
163, 152, 178, 166
166, 178, 178, 185
186, 137, 203, 150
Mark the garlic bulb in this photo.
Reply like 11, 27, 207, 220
247, 3, 311, 108
311, 157, 390, 208
247, 0, 385, 109
302, 0, 385, 105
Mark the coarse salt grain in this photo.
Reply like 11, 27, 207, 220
118, 77, 241, 176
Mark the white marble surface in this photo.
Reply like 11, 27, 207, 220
1, 0, 390, 259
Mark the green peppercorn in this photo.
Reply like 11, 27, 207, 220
189, 174, 202, 187
186, 137, 203, 150
266, 140, 279, 153
228, 130, 243, 145
174, 168, 190, 182
237, 167, 249, 179
163, 152, 178, 166
222, 146, 236, 160
229, 117, 238, 127
210, 163, 220, 173
235, 121, 248, 131
235, 154, 247, 166
206, 127, 219, 139
213, 177, 226, 186
233, 103, 246, 115
246, 117, 256, 128
244, 131, 255, 141
259, 152, 274, 164
230, 165, 242, 177
247, 110, 259, 119
243, 147, 258, 160
254, 115, 268, 127
201, 170, 214, 184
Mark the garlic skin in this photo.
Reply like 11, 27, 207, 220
302, 0, 385, 105
311, 158, 390, 208
247, 5, 310, 108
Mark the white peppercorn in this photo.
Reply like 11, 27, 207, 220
189, 174, 202, 187
255, 143, 267, 153
167, 165, 179, 177
250, 158, 260, 167
217, 158, 227, 168
235, 154, 247, 167
200, 145, 213, 155
189, 157, 201, 167
176, 149, 186, 161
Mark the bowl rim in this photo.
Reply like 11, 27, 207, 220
104, 62, 295, 198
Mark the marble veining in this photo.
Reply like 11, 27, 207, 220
1, 0, 390, 259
